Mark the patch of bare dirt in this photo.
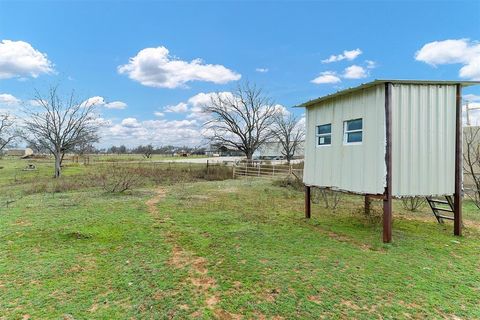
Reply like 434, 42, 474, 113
146, 187, 235, 318
13, 219, 32, 227
145, 188, 166, 215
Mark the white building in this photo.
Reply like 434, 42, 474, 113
254, 141, 304, 160
300, 80, 480, 243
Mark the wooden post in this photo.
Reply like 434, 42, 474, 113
454, 84, 463, 236
305, 185, 311, 219
365, 195, 371, 215
206, 160, 210, 177
383, 82, 393, 243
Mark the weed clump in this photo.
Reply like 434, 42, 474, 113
64, 231, 92, 240
272, 176, 304, 191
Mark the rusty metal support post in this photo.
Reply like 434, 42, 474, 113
454, 84, 463, 236
383, 82, 393, 243
365, 195, 371, 215
305, 185, 311, 219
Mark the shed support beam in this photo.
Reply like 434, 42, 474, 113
365, 195, 371, 215
454, 84, 463, 236
305, 185, 311, 219
383, 82, 393, 243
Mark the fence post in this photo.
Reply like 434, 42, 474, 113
245, 161, 248, 176
272, 164, 275, 177
258, 162, 260, 177
206, 160, 209, 177
232, 165, 236, 179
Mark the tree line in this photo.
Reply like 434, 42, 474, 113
0, 82, 304, 178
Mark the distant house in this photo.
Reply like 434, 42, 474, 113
205, 144, 244, 157
254, 141, 305, 160
5, 148, 34, 158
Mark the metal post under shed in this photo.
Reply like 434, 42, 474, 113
383, 82, 393, 243
305, 185, 311, 219
454, 84, 463, 236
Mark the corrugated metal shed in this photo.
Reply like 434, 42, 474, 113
301, 80, 479, 108
301, 79, 480, 197
391, 83, 456, 196
303, 84, 386, 194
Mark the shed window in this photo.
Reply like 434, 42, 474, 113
344, 118, 363, 144
316, 124, 331, 146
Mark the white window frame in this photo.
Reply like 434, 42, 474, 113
343, 118, 363, 145
316, 123, 332, 147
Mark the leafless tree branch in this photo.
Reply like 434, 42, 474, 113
23, 86, 99, 178
202, 82, 279, 159
272, 113, 305, 164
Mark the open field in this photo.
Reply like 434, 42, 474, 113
1, 158, 480, 319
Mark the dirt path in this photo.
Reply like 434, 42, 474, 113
145, 188, 241, 319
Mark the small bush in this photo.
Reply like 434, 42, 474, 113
357, 206, 382, 225
272, 176, 304, 191
97, 165, 144, 193
312, 188, 342, 209
401, 197, 425, 212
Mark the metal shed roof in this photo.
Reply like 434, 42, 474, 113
300, 79, 480, 108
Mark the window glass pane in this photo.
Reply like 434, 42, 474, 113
317, 124, 331, 134
318, 135, 331, 145
347, 131, 362, 143
347, 119, 362, 131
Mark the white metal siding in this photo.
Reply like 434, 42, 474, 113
303, 85, 386, 194
391, 84, 456, 196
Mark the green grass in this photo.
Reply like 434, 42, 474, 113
0, 159, 479, 319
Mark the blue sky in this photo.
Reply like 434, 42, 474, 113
0, 0, 479, 147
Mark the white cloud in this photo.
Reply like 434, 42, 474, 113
365, 60, 376, 69
164, 102, 188, 113
0, 93, 21, 106
0, 40, 54, 79
322, 48, 362, 63
118, 46, 241, 88
28, 99, 47, 107
154, 111, 165, 117
186, 91, 234, 120
82, 96, 105, 107
273, 104, 290, 116
415, 39, 480, 80
121, 117, 141, 127
105, 101, 127, 110
311, 71, 341, 84
255, 68, 269, 73
102, 117, 203, 146
464, 94, 480, 102
81, 96, 127, 109
343, 65, 367, 79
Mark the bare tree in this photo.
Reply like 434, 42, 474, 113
0, 114, 20, 153
203, 83, 279, 160
134, 144, 154, 158
23, 87, 99, 178
272, 113, 305, 164
463, 126, 480, 208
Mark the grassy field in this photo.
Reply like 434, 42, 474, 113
0, 158, 479, 319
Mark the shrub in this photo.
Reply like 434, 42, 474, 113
401, 197, 425, 212
272, 175, 304, 191
312, 188, 342, 209
98, 165, 143, 193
